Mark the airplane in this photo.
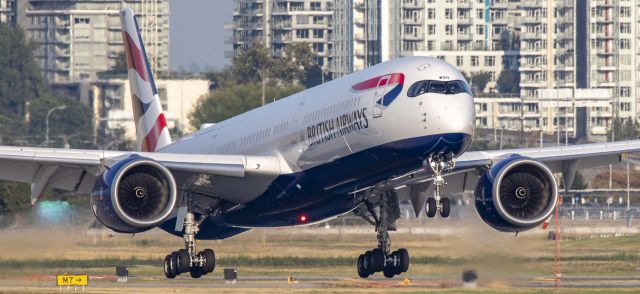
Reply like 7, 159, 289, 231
2, 7, 640, 279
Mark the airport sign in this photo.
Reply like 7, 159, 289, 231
56, 274, 88, 286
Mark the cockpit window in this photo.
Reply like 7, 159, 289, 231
407, 80, 472, 97
429, 81, 447, 94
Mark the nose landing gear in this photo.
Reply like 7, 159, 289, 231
425, 155, 455, 218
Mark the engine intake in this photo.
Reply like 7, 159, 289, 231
475, 156, 557, 232
91, 156, 177, 233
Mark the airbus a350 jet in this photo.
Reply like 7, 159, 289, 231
3, 8, 639, 278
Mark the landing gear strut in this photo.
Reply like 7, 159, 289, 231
424, 155, 455, 218
354, 191, 410, 278
164, 200, 216, 279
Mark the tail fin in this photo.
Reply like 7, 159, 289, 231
120, 8, 171, 152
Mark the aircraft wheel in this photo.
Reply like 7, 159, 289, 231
201, 249, 216, 274
189, 266, 203, 278
357, 254, 369, 278
362, 250, 373, 273
426, 197, 437, 218
370, 248, 385, 272
397, 248, 410, 273
177, 249, 190, 274
169, 252, 180, 276
383, 265, 396, 278
440, 198, 451, 218
164, 255, 176, 279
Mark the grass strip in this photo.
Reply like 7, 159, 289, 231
0, 252, 637, 269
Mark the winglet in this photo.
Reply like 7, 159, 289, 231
120, 7, 171, 152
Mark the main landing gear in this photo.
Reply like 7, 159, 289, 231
164, 211, 216, 279
354, 190, 410, 278
424, 155, 455, 218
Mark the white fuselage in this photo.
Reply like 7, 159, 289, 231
160, 57, 475, 206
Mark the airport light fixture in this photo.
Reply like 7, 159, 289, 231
45, 105, 67, 147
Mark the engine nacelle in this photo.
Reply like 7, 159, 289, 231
91, 156, 177, 233
474, 155, 558, 232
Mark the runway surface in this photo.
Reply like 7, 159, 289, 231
2, 273, 640, 293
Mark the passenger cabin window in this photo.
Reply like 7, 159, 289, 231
407, 80, 471, 97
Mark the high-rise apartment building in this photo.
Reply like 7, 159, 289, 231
18, 0, 169, 82
331, 0, 640, 120
332, 0, 522, 81
228, 0, 334, 69
584, 0, 638, 119
0, 0, 15, 25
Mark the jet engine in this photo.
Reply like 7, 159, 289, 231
91, 156, 177, 233
474, 155, 558, 232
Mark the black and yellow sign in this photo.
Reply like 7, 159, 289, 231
56, 274, 88, 286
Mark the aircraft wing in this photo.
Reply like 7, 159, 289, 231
380, 140, 640, 216
0, 146, 282, 205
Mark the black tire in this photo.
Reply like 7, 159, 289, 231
202, 249, 216, 274
169, 252, 180, 276
397, 248, 410, 273
382, 266, 395, 278
362, 251, 373, 273
357, 254, 369, 278
189, 267, 203, 278
370, 248, 385, 272
426, 197, 437, 218
440, 198, 451, 218
164, 255, 176, 279
177, 249, 190, 274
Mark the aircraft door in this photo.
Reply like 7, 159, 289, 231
372, 75, 391, 118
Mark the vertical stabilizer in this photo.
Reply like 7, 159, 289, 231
120, 8, 171, 152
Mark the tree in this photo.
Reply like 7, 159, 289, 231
607, 117, 640, 141
189, 82, 303, 129
97, 51, 128, 79
27, 94, 94, 148
231, 42, 274, 84
272, 42, 322, 87
0, 24, 47, 139
0, 25, 95, 212
228, 42, 321, 87
0, 182, 30, 213
571, 172, 587, 190
496, 70, 520, 94
470, 72, 491, 95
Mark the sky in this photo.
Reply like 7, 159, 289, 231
169, 0, 234, 72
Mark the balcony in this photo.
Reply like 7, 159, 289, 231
457, 0, 473, 9
521, 31, 544, 40
234, 8, 264, 16
402, 32, 424, 41
595, 0, 617, 7
457, 17, 474, 25
489, 1, 508, 9
272, 34, 292, 43
403, 17, 423, 25
272, 21, 292, 29
521, 0, 546, 8
457, 33, 473, 41
402, 0, 423, 9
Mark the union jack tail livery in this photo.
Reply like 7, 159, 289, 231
120, 8, 171, 152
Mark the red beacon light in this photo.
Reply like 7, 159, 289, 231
299, 215, 308, 223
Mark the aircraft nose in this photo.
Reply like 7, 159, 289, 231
426, 93, 474, 137
447, 93, 475, 136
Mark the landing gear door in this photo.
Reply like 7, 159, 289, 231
372, 75, 391, 118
